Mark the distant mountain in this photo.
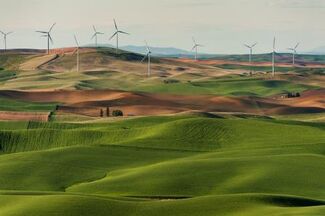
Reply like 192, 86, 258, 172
120, 45, 194, 57
84, 44, 114, 48
84, 43, 201, 57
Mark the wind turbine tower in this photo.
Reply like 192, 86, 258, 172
36, 23, 56, 54
272, 37, 276, 78
110, 19, 129, 54
141, 41, 152, 77
288, 43, 300, 66
191, 37, 203, 61
0, 30, 13, 51
74, 35, 80, 72
91, 25, 104, 47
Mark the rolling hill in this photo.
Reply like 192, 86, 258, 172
0, 115, 324, 215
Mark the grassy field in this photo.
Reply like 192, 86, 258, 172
208, 52, 325, 64
217, 64, 325, 75
75, 75, 318, 96
0, 97, 57, 112
0, 115, 324, 215
2, 68, 317, 96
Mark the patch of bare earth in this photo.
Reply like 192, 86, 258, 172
0, 111, 50, 122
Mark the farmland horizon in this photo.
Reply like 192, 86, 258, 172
1, 0, 325, 54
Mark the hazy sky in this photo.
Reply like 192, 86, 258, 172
1, 0, 325, 54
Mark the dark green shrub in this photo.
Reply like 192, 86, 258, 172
164, 79, 180, 84
112, 110, 123, 117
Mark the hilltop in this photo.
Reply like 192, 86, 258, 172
0, 47, 324, 120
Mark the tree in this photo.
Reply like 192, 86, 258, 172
112, 110, 123, 117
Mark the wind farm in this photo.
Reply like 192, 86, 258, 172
0, 1, 324, 216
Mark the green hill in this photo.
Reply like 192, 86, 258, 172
0, 115, 324, 215
208, 52, 325, 64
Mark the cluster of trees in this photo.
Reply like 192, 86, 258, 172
112, 110, 124, 117
100, 108, 123, 117
287, 92, 301, 98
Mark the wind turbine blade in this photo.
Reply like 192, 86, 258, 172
244, 44, 250, 48
197, 44, 204, 47
97, 32, 105, 35
91, 33, 96, 39
118, 31, 129, 35
74, 35, 80, 47
72, 48, 78, 55
295, 42, 300, 49
93, 25, 97, 32
192, 37, 196, 44
251, 43, 257, 48
113, 19, 118, 30
0, 30, 4, 35
49, 23, 56, 33
141, 54, 148, 62
36, 31, 48, 34
191, 45, 197, 51
49, 34, 54, 44
273, 37, 276, 50
109, 32, 118, 40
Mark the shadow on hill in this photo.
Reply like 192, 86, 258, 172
258, 195, 325, 207
96, 48, 160, 63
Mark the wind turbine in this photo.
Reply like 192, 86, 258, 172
91, 25, 104, 47
288, 42, 300, 66
109, 19, 129, 53
141, 41, 152, 77
272, 37, 276, 78
244, 43, 257, 64
0, 30, 13, 51
74, 35, 80, 72
36, 23, 56, 55
244, 42, 257, 75
191, 37, 203, 61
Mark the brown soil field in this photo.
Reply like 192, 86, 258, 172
0, 90, 323, 117
0, 111, 50, 122
19, 54, 59, 71
276, 89, 325, 109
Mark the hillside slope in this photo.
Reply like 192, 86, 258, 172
0, 116, 324, 215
